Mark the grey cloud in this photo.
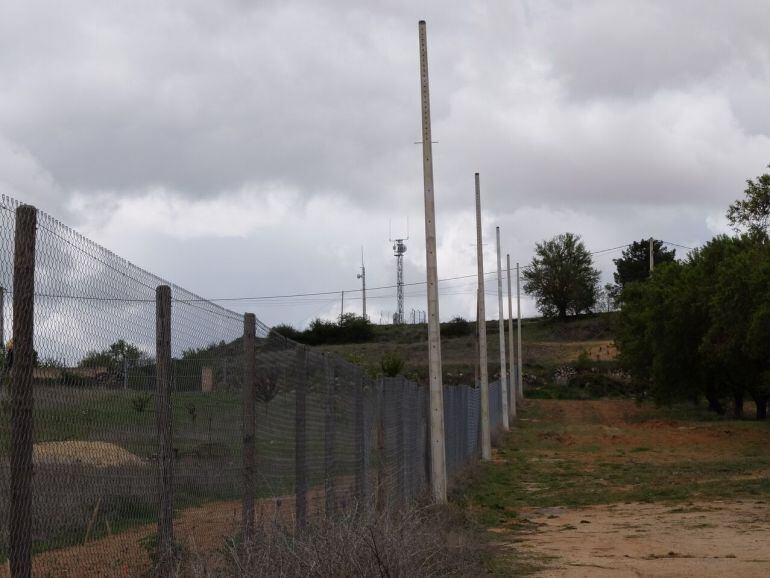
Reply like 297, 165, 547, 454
0, 1, 768, 327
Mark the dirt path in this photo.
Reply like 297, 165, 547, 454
458, 399, 770, 576
517, 500, 770, 577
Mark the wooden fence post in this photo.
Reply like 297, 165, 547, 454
376, 378, 386, 513
294, 346, 308, 529
354, 370, 366, 508
10, 205, 36, 578
242, 313, 256, 540
155, 284, 174, 573
396, 378, 406, 506
323, 354, 336, 517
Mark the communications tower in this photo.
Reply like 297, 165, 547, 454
390, 219, 408, 324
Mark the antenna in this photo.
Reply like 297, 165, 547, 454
356, 246, 367, 320
389, 218, 408, 324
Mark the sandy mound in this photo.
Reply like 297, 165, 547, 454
33, 441, 144, 468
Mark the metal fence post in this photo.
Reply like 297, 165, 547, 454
155, 284, 174, 573
324, 354, 336, 517
294, 346, 308, 529
242, 313, 256, 540
10, 205, 36, 578
354, 370, 366, 508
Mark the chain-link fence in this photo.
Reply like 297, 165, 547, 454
0, 198, 508, 576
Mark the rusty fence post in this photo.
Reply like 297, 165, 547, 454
242, 313, 256, 540
294, 346, 308, 529
155, 284, 174, 573
10, 205, 37, 578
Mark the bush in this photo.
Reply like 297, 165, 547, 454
300, 314, 374, 345
271, 324, 302, 341
442, 316, 473, 338
567, 372, 632, 398
131, 394, 152, 413
179, 505, 491, 577
380, 352, 405, 377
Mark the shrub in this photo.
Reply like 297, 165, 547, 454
271, 324, 302, 341
380, 352, 405, 377
131, 394, 152, 413
178, 505, 491, 577
301, 314, 374, 345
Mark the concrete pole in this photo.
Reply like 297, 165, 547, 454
649, 237, 654, 273
495, 227, 510, 431
506, 254, 517, 418
340, 290, 345, 322
475, 173, 491, 460
418, 20, 447, 502
473, 285, 479, 389
516, 262, 523, 399
0, 286, 4, 351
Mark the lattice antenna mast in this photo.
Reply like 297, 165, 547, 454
356, 247, 367, 320
389, 218, 409, 324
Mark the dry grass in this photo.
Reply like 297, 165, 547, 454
174, 504, 496, 577
33, 441, 144, 468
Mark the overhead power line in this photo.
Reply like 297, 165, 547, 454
660, 240, 695, 251
23, 240, 694, 305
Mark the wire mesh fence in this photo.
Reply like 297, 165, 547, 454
0, 198, 508, 576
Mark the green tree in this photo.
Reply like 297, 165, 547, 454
726, 164, 770, 234
80, 339, 147, 386
613, 239, 676, 289
617, 260, 709, 406
700, 234, 770, 418
617, 233, 770, 419
523, 233, 600, 319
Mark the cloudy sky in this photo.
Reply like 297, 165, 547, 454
1, 0, 769, 328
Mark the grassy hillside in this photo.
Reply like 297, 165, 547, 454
318, 313, 621, 395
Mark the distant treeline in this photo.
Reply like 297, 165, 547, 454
272, 314, 475, 346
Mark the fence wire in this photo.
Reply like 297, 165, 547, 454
0, 197, 508, 576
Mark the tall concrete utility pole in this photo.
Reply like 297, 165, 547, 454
475, 173, 491, 460
495, 227, 510, 431
516, 262, 523, 399
418, 20, 447, 502
357, 247, 367, 320
474, 284, 479, 389
0, 286, 4, 350
340, 291, 345, 322
506, 254, 517, 419
649, 237, 654, 274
